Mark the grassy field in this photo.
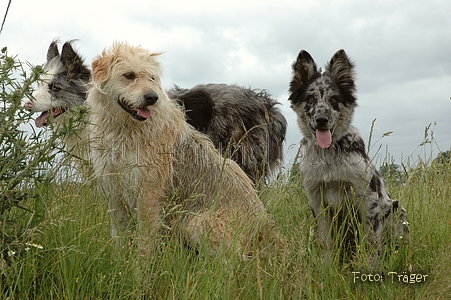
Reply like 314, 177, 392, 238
1, 154, 450, 300
2, 46, 449, 299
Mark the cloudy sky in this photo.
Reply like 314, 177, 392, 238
2, 0, 450, 168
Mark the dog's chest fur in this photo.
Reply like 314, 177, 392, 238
88, 97, 182, 206
298, 127, 376, 209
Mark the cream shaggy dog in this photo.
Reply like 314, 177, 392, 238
86, 42, 282, 257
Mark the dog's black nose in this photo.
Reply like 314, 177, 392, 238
143, 91, 159, 106
315, 115, 329, 128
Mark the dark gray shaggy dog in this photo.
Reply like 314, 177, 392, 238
168, 84, 287, 182
27, 40, 287, 183
289, 49, 410, 262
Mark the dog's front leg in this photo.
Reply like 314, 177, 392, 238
307, 191, 334, 263
314, 206, 334, 264
108, 196, 136, 237
137, 190, 164, 258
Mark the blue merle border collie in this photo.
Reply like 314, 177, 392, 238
25, 40, 287, 183
288, 49, 410, 262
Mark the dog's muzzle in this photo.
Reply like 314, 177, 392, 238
118, 91, 159, 121
311, 114, 333, 149
315, 114, 329, 129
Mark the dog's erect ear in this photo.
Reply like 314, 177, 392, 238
291, 50, 319, 86
289, 50, 319, 104
92, 54, 114, 86
60, 41, 91, 82
61, 42, 82, 72
326, 49, 356, 90
61, 42, 79, 66
46, 41, 60, 62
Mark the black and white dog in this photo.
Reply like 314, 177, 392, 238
289, 49, 409, 261
25, 40, 287, 183
24, 40, 90, 128
24, 40, 91, 173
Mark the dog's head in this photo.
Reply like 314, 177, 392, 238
289, 49, 357, 148
24, 40, 91, 127
91, 42, 165, 121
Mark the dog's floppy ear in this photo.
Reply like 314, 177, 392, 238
46, 41, 60, 62
289, 50, 319, 104
326, 49, 356, 91
92, 54, 115, 86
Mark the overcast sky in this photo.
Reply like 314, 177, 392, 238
2, 0, 450, 168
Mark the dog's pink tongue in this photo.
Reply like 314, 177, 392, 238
316, 129, 332, 149
35, 111, 49, 128
137, 107, 152, 119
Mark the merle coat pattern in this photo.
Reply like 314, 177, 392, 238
168, 84, 287, 182
289, 49, 409, 260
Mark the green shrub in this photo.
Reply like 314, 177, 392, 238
0, 47, 62, 258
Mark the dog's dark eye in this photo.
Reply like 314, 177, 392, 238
149, 76, 156, 82
50, 84, 61, 93
331, 98, 338, 103
124, 73, 136, 80
307, 97, 315, 104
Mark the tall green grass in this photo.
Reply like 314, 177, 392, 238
1, 154, 450, 299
